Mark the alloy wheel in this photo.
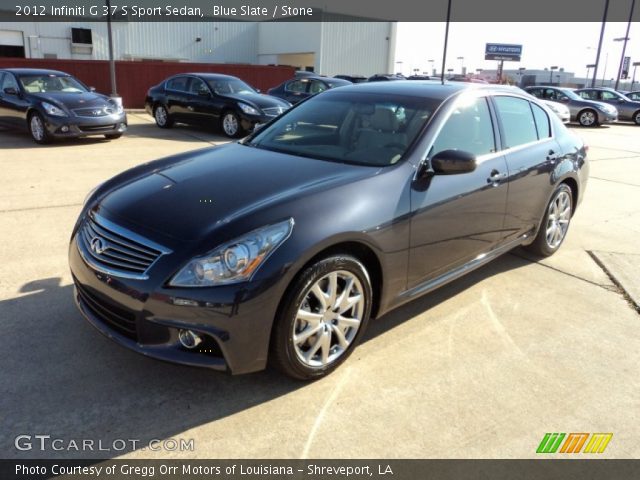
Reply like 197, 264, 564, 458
579, 110, 595, 126
155, 106, 167, 126
545, 190, 571, 249
222, 113, 239, 137
292, 270, 365, 367
30, 115, 44, 141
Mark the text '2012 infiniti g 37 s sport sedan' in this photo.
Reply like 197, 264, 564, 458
70, 81, 588, 380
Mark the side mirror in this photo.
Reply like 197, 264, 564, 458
88, 86, 96, 92
431, 149, 477, 174
618, 98, 626, 103
3, 87, 17, 95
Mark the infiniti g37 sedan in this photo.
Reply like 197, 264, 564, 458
145, 73, 290, 138
0, 68, 127, 144
70, 82, 588, 380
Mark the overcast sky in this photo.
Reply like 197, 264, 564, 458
396, 22, 638, 79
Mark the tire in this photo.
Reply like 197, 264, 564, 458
28, 112, 52, 144
104, 133, 122, 140
633, 110, 640, 125
577, 109, 598, 127
154, 105, 173, 128
221, 111, 244, 138
525, 184, 573, 257
271, 255, 372, 380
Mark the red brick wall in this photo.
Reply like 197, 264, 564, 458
0, 58, 295, 108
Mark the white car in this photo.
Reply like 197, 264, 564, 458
543, 100, 571, 123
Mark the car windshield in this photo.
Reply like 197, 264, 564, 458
18, 74, 87, 93
559, 88, 582, 101
245, 92, 439, 167
206, 78, 255, 95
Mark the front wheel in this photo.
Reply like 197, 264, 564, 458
578, 109, 598, 127
525, 184, 573, 257
633, 110, 640, 125
221, 111, 244, 138
28, 112, 52, 144
271, 255, 372, 380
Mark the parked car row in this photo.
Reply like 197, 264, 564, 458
525, 85, 640, 126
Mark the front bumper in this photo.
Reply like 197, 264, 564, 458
69, 227, 283, 375
238, 112, 280, 132
45, 112, 128, 138
598, 111, 618, 124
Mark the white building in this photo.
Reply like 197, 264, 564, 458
0, 21, 396, 76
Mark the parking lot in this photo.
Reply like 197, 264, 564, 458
1, 113, 639, 459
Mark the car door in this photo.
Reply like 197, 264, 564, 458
492, 95, 562, 242
164, 76, 190, 120
184, 77, 216, 124
408, 94, 509, 287
0, 72, 28, 129
283, 79, 309, 104
599, 90, 634, 120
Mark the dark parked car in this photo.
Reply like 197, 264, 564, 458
334, 74, 367, 83
70, 82, 588, 380
145, 73, 290, 138
0, 68, 127, 144
367, 74, 404, 82
574, 87, 640, 125
407, 75, 431, 80
267, 76, 350, 104
525, 86, 618, 126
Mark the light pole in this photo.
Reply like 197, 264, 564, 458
586, 64, 596, 85
457, 56, 464, 75
632, 61, 640, 90
440, 0, 452, 85
614, 0, 635, 91
592, 0, 609, 87
601, 52, 609, 86
106, 0, 117, 96
517, 67, 526, 86
549, 66, 558, 84
428, 59, 435, 76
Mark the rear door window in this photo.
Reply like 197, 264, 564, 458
493, 96, 539, 148
285, 80, 308, 93
188, 77, 209, 95
166, 76, 189, 92
531, 103, 551, 139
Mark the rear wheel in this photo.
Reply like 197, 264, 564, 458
578, 109, 598, 127
633, 110, 640, 125
28, 112, 52, 144
526, 184, 573, 257
154, 105, 173, 128
271, 255, 372, 380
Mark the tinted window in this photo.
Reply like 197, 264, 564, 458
167, 76, 189, 92
189, 77, 209, 95
531, 103, 551, 139
578, 90, 598, 100
494, 96, 538, 148
629, 92, 640, 100
543, 88, 558, 100
432, 97, 495, 157
1, 73, 19, 91
71, 28, 93, 45
285, 80, 307, 93
309, 80, 327, 94
248, 92, 438, 167
527, 88, 542, 98
18, 74, 85, 93
601, 91, 619, 100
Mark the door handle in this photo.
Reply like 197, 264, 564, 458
547, 149, 559, 162
487, 170, 508, 183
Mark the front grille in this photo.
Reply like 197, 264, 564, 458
79, 124, 116, 132
262, 106, 287, 117
76, 213, 170, 280
75, 280, 138, 340
74, 107, 114, 117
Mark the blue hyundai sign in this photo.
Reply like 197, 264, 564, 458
485, 43, 522, 61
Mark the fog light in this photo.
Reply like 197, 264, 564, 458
178, 329, 203, 349
61, 125, 69, 133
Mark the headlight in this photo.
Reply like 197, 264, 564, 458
547, 103, 560, 113
169, 219, 294, 287
110, 102, 124, 114
238, 103, 260, 115
41, 101, 66, 117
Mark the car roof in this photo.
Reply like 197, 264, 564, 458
326, 80, 523, 101
1, 68, 70, 76
180, 73, 240, 80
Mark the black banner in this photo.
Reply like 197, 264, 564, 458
3, 460, 640, 480
2, 0, 640, 22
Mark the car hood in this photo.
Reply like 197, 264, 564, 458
99, 143, 376, 241
31, 91, 112, 110
220, 92, 290, 109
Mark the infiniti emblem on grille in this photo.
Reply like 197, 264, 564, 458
90, 237, 106, 254
93, 109, 102, 116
